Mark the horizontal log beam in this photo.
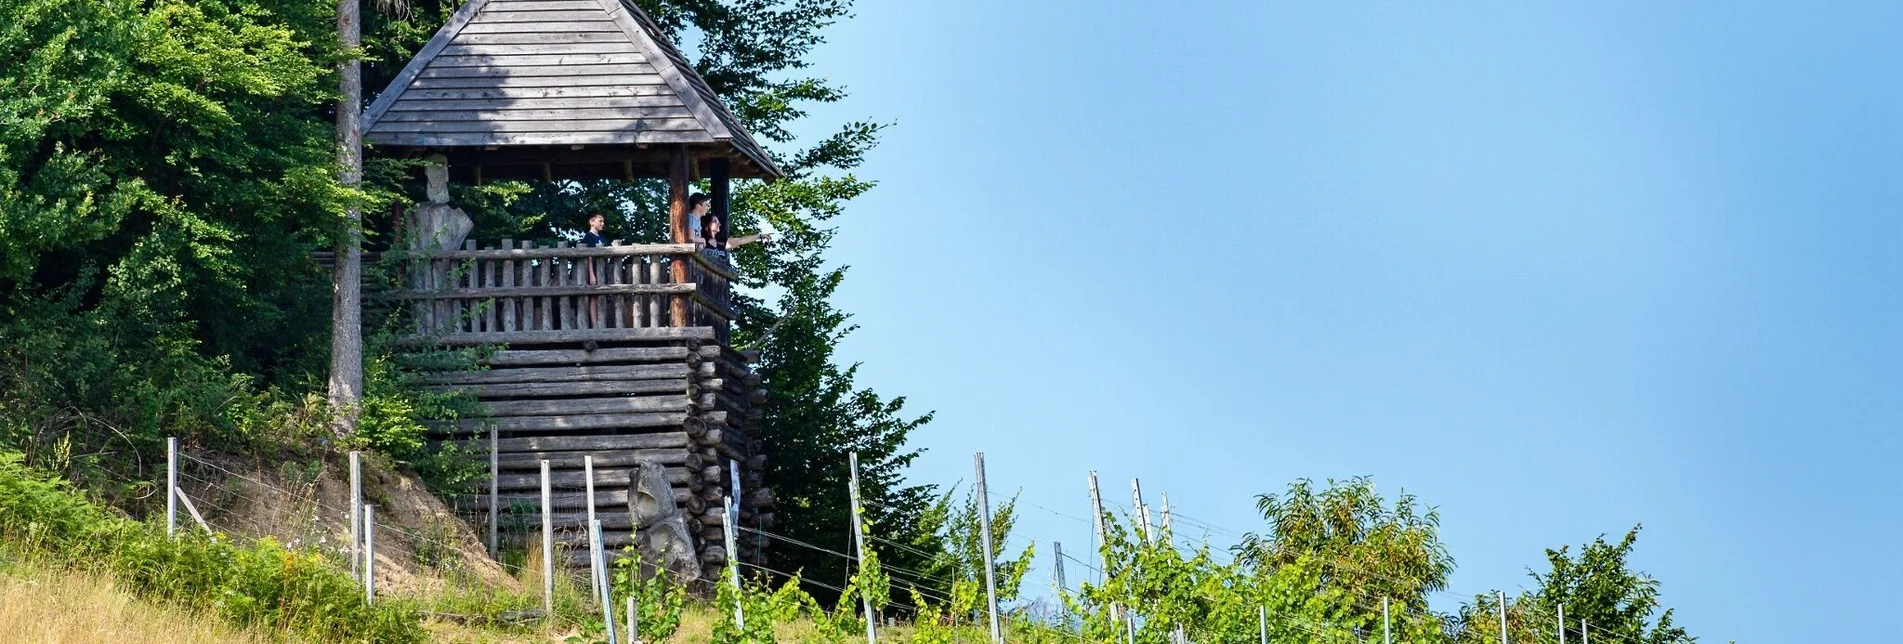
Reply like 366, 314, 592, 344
483, 346, 691, 366
419, 364, 689, 385
391, 283, 693, 300
423, 379, 688, 398
401, 326, 717, 346
430, 411, 688, 434
483, 395, 689, 417
457, 431, 689, 453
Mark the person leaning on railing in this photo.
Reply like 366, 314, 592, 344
698, 207, 771, 261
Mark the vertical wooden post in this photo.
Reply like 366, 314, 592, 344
710, 157, 731, 248
974, 452, 1002, 644
542, 460, 554, 620
667, 147, 691, 328
488, 429, 498, 558
350, 451, 362, 577
363, 504, 375, 605
166, 437, 177, 538
848, 453, 876, 643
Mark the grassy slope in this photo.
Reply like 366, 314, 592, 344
0, 560, 264, 644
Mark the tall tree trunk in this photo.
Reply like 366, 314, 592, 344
330, 0, 364, 435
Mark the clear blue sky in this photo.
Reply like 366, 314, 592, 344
779, 2, 1900, 641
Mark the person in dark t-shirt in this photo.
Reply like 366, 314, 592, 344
581, 213, 608, 246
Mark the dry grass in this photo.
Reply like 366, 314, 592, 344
0, 564, 264, 644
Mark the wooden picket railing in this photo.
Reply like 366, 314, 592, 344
394, 240, 735, 344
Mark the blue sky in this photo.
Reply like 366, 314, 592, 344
776, 2, 1900, 641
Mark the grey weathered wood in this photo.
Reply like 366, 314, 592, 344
369, 131, 716, 146
440, 42, 638, 56
466, 431, 690, 453
501, 466, 676, 489
419, 363, 688, 385
500, 239, 517, 332
404, 326, 718, 346
484, 0, 602, 10
421, 243, 695, 259
404, 73, 666, 90
445, 31, 629, 44
389, 95, 685, 111
432, 52, 647, 67
484, 346, 690, 366
475, 10, 616, 22
379, 106, 694, 122
459, 20, 621, 34
431, 411, 689, 433
483, 395, 689, 417
373, 118, 705, 133
416, 62, 658, 79
392, 282, 694, 300
360, 0, 500, 128
497, 448, 690, 469
423, 378, 688, 398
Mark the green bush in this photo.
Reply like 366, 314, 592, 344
0, 451, 426, 642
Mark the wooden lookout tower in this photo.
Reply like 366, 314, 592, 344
363, 0, 780, 582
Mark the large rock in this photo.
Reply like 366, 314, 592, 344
627, 461, 700, 582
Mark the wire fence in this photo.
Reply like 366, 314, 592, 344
158, 438, 1675, 644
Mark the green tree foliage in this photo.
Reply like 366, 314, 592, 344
0, 0, 356, 494
910, 485, 1035, 611
1237, 477, 1455, 616
1456, 526, 1691, 644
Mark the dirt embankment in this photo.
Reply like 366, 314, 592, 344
176, 450, 520, 594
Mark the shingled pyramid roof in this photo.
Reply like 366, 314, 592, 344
362, 0, 781, 179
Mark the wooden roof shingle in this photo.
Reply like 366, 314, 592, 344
362, 0, 781, 179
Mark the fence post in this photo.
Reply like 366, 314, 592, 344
1581, 619, 1589, 644
1497, 590, 1509, 644
541, 460, 553, 620
724, 495, 742, 629
1558, 604, 1565, 644
587, 455, 602, 608
349, 451, 362, 579
974, 452, 1002, 644
1087, 472, 1107, 580
1259, 606, 1267, 644
1126, 611, 1136, 644
592, 519, 619, 644
166, 437, 178, 538
1384, 597, 1392, 644
1052, 541, 1066, 594
848, 452, 876, 644
363, 504, 376, 606
488, 427, 498, 558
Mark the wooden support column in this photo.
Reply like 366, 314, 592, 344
710, 157, 731, 248
668, 147, 692, 327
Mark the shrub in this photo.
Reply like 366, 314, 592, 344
0, 451, 426, 642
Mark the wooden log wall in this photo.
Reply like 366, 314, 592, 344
425, 295, 766, 583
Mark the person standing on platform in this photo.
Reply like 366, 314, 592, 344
581, 213, 609, 326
